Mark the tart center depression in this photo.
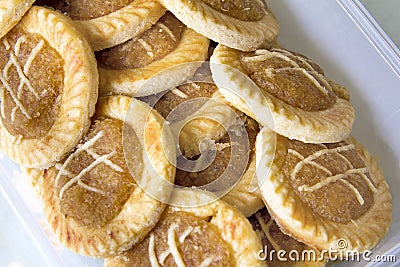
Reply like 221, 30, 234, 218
55, 118, 143, 228
120, 210, 235, 266
96, 12, 185, 70
35, 0, 134, 20
0, 26, 64, 139
239, 48, 338, 111
249, 207, 308, 264
201, 0, 266, 21
281, 137, 377, 223
175, 117, 259, 188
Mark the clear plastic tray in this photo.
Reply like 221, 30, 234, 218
1, 0, 399, 266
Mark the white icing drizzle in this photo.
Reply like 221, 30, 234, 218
158, 250, 170, 265
255, 213, 282, 251
291, 143, 374, 205
0, 70, 31, 120
59, 152, 112, 199
179, 226, 193, 244
243, 49, 332, 95
339, 179, 364, 205
291, 144, 355, 180
336, 149, 377, 193
149, 234, 161, 267
188, 81, 201, 90
55, 131, 123, 199
171, 88, 189, 99
266, 66, 332, 96
0, 36, 44, 122
55, 131, 105, 187
199, 255, 219, 267
85, 147, 124, 172
14, 36, 27, 56
289, 149, 332, 175
272, 48, 316, 71
148, 223, 217, 266
138, 38, 154, 58
23, 40, 44, 76
167, 224, 186, 267
359, 172, 378, 193
297, 167, 369, 193
215, 142, 231, 151
157, 23, 176, 41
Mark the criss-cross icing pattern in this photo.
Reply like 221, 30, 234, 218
284, 139, 377, 223
244, 48, 333, 96
289, 144, 377, 205
0, 37, 43, 121
55, 131, 123, 200
148, 224, 220, 267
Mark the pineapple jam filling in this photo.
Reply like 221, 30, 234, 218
35, 0, 134, 20
96, 12, 185, 70
0, 27, 64, 139
175, 117, 259, 187
118, 210, 235, 266
154, 81, 218, 119
281, 136, 376, 223
249, 207, 307, 265
56, 118, 143, 228
201, 0, 265, 21
239, 49, 338, 111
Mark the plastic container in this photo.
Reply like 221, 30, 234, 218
1, 0, 399, 266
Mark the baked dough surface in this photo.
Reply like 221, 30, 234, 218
256, 127, 392, 255
210, 45, 355, 143
158, 0, 279, 51
42, 96, 176, 257
0, 6, 98, 168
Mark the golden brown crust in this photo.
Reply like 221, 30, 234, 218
221, 153, 264, 217
41, 96, 176, 257
176, 90, 240, 158
210, 44, 355, 143
165, 189, 267, 267
98, 27, 209, 97
0, 0, 35, 38
0, 6, 98, 168
158, 0, 279, 51
256, 127, 392, 256
249, 206, 327, 266
73, 0, 166, 51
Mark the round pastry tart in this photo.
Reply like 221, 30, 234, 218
0, 0, 35, 38
96, 12, 210, 97
41, 96, 176, 257
256, 127, 392, 256
248, 206, 327, 266
104, 189, 265, 267
0, 6, 98, 168
174, 115, 264, 217
35, 0, 166, 51
158, 0, 279, 51
210, 45, 355, 143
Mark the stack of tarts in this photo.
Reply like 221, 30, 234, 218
0, 1, 392, 266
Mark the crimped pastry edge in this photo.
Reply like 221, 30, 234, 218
210, 44, 355, 144
256, 127, 392, 256
0, 6, 99, 168
42, 96, 176, 257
